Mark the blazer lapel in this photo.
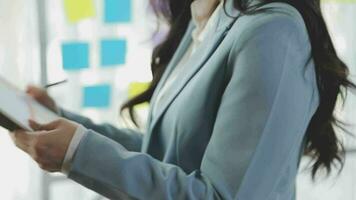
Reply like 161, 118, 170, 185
145, 22, 194, 131
149, 22, 195, 110
146, 0, 241, 137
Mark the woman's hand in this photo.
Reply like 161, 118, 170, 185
26, 85, 57, 113
10, 119, 78, 172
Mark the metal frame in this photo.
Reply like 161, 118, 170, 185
37, 0, 48, 87
36, 0, 51, 199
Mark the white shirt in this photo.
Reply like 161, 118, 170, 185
61, 1, 223, 175
151, 2, 222, 117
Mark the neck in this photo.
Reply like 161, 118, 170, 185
191, 0, 220, 30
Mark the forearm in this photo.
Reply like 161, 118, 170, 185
68, 130, 222, 200
59, 108, 143, 152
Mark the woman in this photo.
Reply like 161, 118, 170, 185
11, 0, 355, 199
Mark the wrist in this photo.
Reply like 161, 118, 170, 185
61, 125, 88, 175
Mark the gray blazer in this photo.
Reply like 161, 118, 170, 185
61, 1, 319, 200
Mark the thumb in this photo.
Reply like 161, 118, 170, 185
29, 119, 60, 131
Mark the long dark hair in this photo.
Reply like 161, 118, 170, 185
121, 0, 356, 176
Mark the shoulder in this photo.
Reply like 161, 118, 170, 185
225, 3, 314, 73
229, 2, 310, 46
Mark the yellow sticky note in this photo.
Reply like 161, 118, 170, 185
63, 0, 96, 23
128, 82, 150, 98
128, 82, 150, 108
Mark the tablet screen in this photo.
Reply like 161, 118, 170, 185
0, 78, 59, 131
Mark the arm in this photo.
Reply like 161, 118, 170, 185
60, 109, 143, 152
67, 14, 319, 200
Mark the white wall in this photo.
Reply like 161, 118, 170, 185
0, 0, 42, 199
297, 3, 356, 200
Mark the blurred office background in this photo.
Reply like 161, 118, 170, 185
0, 0, 355, 199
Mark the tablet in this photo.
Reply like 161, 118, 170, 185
0, 77, 59, 131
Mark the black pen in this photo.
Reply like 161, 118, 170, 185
44, 79, 68, 89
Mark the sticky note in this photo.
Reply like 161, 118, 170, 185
104, 0, 132, 23
128, 82, 150, 98
128, 82, 150, 108
63, 0, 96, 23
100, 39, 127, 67
62, 42, 90, 71
83, 85, 111, 108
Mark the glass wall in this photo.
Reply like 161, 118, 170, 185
0, 0, 155, 199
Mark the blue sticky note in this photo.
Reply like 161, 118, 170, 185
104, 0, 132, 23
100, 39, 127, 67
62, 42, 90, 70
83, 85, 111, 108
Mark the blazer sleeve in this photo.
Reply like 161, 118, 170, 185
60, 109, 143, 152
67, 14, 319, 200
